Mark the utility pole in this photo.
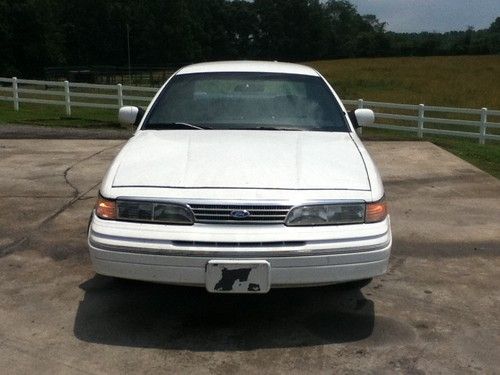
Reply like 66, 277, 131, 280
127, 24, 132, 83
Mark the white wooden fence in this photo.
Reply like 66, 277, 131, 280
0, 77, 157, 114
1, 76, 499, 144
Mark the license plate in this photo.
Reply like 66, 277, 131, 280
205, 260, 271, 294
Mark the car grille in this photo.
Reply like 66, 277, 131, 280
172, 240, 305, 247
188, 203, 293, 224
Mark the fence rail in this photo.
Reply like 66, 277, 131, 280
1, 77, 499, 144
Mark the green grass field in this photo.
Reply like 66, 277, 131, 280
0, 102, 118, 128
1, 55, 499, 177
308, 55, 500, 109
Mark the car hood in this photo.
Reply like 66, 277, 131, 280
111, 130, 370, 191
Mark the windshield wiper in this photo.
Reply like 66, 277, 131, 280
146, 122, 212, 130
243, 126, 305, 131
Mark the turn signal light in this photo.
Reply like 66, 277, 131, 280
95, 195, 117, 220
365, 199, 388, 223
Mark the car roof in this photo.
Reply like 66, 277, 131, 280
176, 60, 320, 77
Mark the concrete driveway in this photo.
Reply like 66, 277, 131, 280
0, 139, 498, 374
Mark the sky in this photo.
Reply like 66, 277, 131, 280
348, 0, 500, 33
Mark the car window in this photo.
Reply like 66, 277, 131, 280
144, 72, 349, 132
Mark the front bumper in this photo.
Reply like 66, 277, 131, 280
88, 214, 391, 287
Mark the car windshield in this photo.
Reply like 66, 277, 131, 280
143, 72, 349, 132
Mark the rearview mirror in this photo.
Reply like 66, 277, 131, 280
118, 106, 145, 127
351, 109, 375, 128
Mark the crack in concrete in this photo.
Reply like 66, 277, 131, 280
62, 143, 123, 197
0, 237, 29, 257
0, 143, 124, 258
40, 182, 102, 226
0, 182, 102, 258
64, 168, 81, 198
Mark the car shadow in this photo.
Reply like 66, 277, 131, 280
73, 275, 375, 351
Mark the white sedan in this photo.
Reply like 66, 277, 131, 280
88, 61, 391, 293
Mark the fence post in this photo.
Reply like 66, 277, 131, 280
479, 108, 487, 145
12, 77, 19, 111
357, 99, 364, 135
64, 80, 71, 116
117, 83, 123, 107
417, 104, 425, 139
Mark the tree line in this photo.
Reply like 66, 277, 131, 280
1, 0, 499, 78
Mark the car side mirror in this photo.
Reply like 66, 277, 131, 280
118, 106, 145, 127
349, 109, 375, 128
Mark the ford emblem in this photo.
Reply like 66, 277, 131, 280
230, 209, 251, 219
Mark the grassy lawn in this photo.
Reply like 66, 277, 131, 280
0, 55, 499, 178
432, 138, 500, 179
0, 101, 120, 129
307, 55, 500, 109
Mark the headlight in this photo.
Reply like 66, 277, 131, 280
115, 200, 194, 225
285, 203, 365, 226
285, 199, 387, 226
152, 203, 194, 224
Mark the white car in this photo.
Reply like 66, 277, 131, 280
88, 61, 391, 293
